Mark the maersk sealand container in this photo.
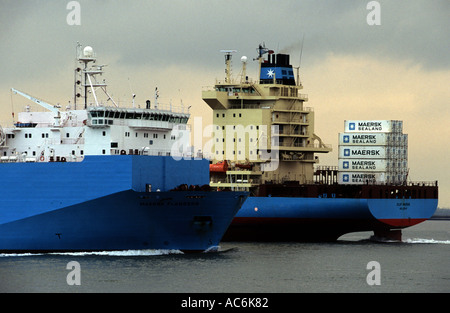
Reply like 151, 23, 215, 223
344, 120, 403, 133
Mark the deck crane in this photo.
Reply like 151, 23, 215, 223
11, 88, 61, 127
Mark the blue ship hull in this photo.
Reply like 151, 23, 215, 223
224, 193, 438, 241
0, 156, 247, 252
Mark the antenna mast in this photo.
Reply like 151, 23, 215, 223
295, 34, 305, 87
255, 43, 270, 83
220, 50, 237, 83
75, 44, 118, 109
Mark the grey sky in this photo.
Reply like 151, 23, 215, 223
1, 0, 449, 79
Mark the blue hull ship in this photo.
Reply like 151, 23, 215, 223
0, 45, 247, 253
203, 44, 438, 241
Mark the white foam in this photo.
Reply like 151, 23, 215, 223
203, 245, 220, 253
0, 253, 44, 258
0, 246, 226, 257
403, 238, 450, 245
0, 249, 183, 257
51, 249, 184, 256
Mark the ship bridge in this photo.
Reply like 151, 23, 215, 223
87, 106, 189, 129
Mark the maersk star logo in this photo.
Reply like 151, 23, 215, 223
267, 69, 275, 78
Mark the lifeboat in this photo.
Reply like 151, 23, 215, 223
209, 161, 228, 172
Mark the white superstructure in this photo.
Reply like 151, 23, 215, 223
1, 45, 190, 163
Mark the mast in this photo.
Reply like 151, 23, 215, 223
75, 45, 117, 109
220, 50, 237, 83
255, 43, 272, 83
74, 43, 81, 110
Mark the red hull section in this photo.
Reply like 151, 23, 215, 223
378, 218, 427, 227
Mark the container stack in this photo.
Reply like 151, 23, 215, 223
337, 120, 408, 185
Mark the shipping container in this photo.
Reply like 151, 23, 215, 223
338, 172, 387, 184
337, 170, 408, 185
387, 159, 408, 170
338, 159, 388, 172
338, 146, 388, 159
385, 172, 407, 184
338, 146, 408, 159
338, 133, 408, 146
339, 133, 390, 146
344, 120, 403, 133
338, 159, 407, 174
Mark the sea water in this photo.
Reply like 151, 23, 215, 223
0, 220, 448, 293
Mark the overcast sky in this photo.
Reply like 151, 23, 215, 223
1, 0, 449, 206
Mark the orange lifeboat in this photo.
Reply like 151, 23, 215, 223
209, 161, 228, 172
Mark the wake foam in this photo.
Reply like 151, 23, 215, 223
0, 249, 183, 258
403, 238, 450, 245
52, 249, 184, 256
203, 245, 220, 253
368, 235, 450, 245
0, 253, 44, 258
0, 246, 227, 258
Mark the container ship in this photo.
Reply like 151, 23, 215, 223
0, 45, 247, 253
202, 44, 438, 241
